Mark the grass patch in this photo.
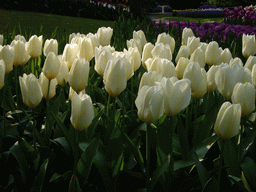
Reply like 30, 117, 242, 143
0, 9, 115, 41
161, 16, 224, 23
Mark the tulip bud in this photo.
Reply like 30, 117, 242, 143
214, 101, 241, 139
0, 45, 14, 74
14, 34, 26, 43
192, 68, 207, 98
86, 33, 99, 54
156, 32, 175, 54
94, 46, 114, 76
71, 92, 94, 131
190, 47, 205, 68
123, 47, 141, 72
138, 71, 163, 94
11, 40, 30, 66
229, 57, 243, 67
150, 58, 177, 78
127, 38, 142, 55
244, 55, 256, 71
56, 56, 69, 87
151, 43, 172, 61
182, 27, 195, 45
0, 60, 5, 89
187, 36, 200, 56
97, 27, 113, 46
68, 58, 89, 93
133, 30, 147, 49
142, 43, 154, 68
135, 84, 164, 124
43, 39, 58, 57
175, 45, 190, 64
25, 35, 43, 59
242, 34, 256, 59
161, 77, 191, 116
231, 82, 255, 116
62, 43, 79, 70
43, 52, 61, 80
39, 72, 58, 99
78, 37, 94, 62
220, 48, 232, 64
19, 73, 43, 108
207, 65, 220, 92
69, 86, 86, 100
103, 57, 127, 97
176, 57, 190, 79
205, 41, 221, 66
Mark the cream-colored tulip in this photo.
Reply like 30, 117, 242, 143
161, 77, 191, 116
127, 38, 143, 55
151, 43, 172, 61
207, 65, 220, 92
176, 57, 190, 79
25, 35, 43, 59
69, 86, 86, 100
252, 64, 256, 88
220, 48, 232, 64
97, 27, 113, 46
214, 101, 241, 139
43, 52, 61, 80
0, 45, 14, 74
86, 33, 99, 54
141, 43, 154, 68
123, 47, 141, 72
11, 40, 30, 66
14, 34, 26, 43
175, 45, 190, 64
190, 47, 205, 68
205, 41, 221, 66
244, 55, 256, 71
229, 57, 243, 67
182, 27, 195, 45
78, 37, 94, 62
150, 58, 177, 78
231, 82, 255, 116
135, 84, 164, 124
138, 71, 162, 94
133, 30, 147, 50
71, 92, 94, 131
0, 60, 5, 89
62, 43, 79, 70
43, 39, 58, 57
56, 56, 69, 87
187, 36, 200, 56
156, 32, 175, 54
242, 34, 256, 59
68, 58, 89, 93
192, 68, 207, 98
19, 73, 43, 108
39, 72, 57, 99
103, 57, 127, 97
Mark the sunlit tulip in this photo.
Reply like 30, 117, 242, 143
192, 68, 207, 98
14, 34, 26, 43
0, 45, 14, 74
0, 35, 3, 45
11, 40, 30, 66
190, 47, 205, 68
242, 34, 256, 58
176, 57, 190, 79
94, 45, 114, 76
19, 73, 43, 108
229, 57, 243, 67
78, 37, 94, 62
244, 55, 256, 71
97, 27, 113, 46
199, 42, 208, 53
187, 36, 200, 56
150, 58, 177, 78
220, 48, 232, 64
151, 43, 172, 61
25, 35, 43, 59
138, 71, 163, 94
86, 32, 99, 54
175, 45, 190, 64
156, 32, 175, 54
39, 72, 58, 99
207, 65, 220, 92
182, 27, 195, 45
68, 58, 89, 93
103, 57, 127, 97
205, 41, 221, 66
0, 60, 5, 89
112, 52, 133, 80
123, 47, 141, 72
141, 42, 154, 68
56, 56, 69, 87
69, 87, 86, 100
214, 101, 241, 139
43, 52, 61, 80
231, 82, 255, 116
70, 92, 94, 131
127, 38, 143, 55
135, 84, 164, 124
133, 30, 147, 49
43, 39, 58, 56
62, 43, 79, 70
161, 77, 191, 116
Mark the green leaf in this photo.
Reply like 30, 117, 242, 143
68, 175, 82, 192
112, 152, 124, 177
241, 157, 256, 190
77, 137, 100, 185
30, 159, 49, 192
202, 177, 220, 192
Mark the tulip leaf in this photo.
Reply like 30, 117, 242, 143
241, 157, 256, 190
77, 137, 100, 185
68, 175, 82, 192
202, 177, 220, 192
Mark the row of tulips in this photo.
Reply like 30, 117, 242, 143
0, 20, 256, 191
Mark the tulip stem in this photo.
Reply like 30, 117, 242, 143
45, 79, 51, 145
33, 109, 37, 150
218, 138, 224, 190
239, 117, 245, 163
146, 123, 155, 189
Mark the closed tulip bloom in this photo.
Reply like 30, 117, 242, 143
78, 37, 94, 62
182, 27, 195, 45
0, 60, 5, 89
214, 102, 241, 139
142, 43, 154, 68
229, 57, 243, 67
39, 72, 58, 99
252, 64, 256, 88
14, 34, 26, 43
68, 58, 89, 93
176, 57, 190, 79
43, 39, 58, 57
0, 35, 3, 45
156, 32, 175, 54
97, 27, 113, 46
86, 33, 99, 54
242, 34, 256, 58
71, 92, 94, 131
11, 40, 30, 66
175, 45, 190, 64
161, 77, 191, 116
123, 47, 141, 72
95, 45, 114, 76
103, 57, 127, 97
187, 36, 200, 56
135, 84, 164, 124
150, 58, 177, 78
190, 47, 205, 68
127, 38, 143, 55
0, 45, 14, 74
244, 55, 256, 71
151, 43, 172, 61
62, 43, 79, 70
220, 48, 232, 64
138, 71, 163, 94
19, 73, 43, 108
231, 82, 255, 116
192, 68, 207, 98
133, 30, 147, 49
25, 35, 43, 59
205, 41, 221, 66
56, 56, 69, 86
207, 65, 220, 92
69, 86, 86, 100
43, 52, 61, 80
